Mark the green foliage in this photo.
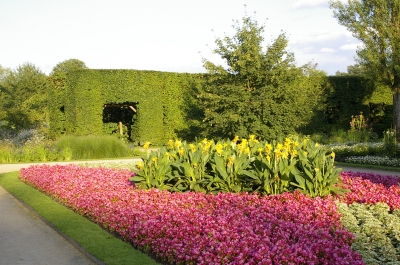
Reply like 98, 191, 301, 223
337, 202, 400, 265
0, 134, 134, 163
293, 139, 344, 197
54, 135, 131, 160
199, 16, 324, 140
382, 128, 398, 158
55, 70, 199, 145
130, 136, 343, 197
327, 142, 384, 159
47, 59, 89, 139
0, 139, 64, 163
49, 67, 393, 143
50, 59, 88, 80
0, 63, 50, 133
303, 76, 392, 136
330, 0, 400, 140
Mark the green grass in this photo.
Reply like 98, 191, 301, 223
55, 135, 133, 160
0, 171, 160, 265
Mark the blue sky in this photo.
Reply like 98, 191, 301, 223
0, 0, 358, 75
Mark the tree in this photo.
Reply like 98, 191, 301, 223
0, 63, 50, 132
335, 63, 367, 77
199, 16, 322, 139
330, 0, 400, 140
50, 58, 88, 79
0, 65, 11, 122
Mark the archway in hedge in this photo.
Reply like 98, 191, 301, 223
102, 102, 138, 141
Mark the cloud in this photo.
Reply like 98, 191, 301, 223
340, 43, 361, 50
292, 30, 344, 45
321, 47, 335, 53
292, 0, 329, 9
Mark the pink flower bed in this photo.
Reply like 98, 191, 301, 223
338, 171, 400, 210
20, 165, 364, 265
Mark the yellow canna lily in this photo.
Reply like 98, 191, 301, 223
215, 143, 224, 155
143, 141, 151, 150
189, 144, 197, 152
136, 161, 143, 170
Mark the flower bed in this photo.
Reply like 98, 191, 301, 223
19, 164, 365, 265
344, 155, 400, 167
338, 171, 400, 210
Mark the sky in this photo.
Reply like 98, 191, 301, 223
0, 0, 359, 75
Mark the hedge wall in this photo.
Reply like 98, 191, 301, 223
48, 70, 393, 143
49, 69, 199, 145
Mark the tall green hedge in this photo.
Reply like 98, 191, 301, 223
49, 70, 200, 145
48, 70, 393, 143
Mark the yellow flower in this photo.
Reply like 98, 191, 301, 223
265, 143, 272, 153
174, 140, 182, 149
193, 163, 198, 168
202, 140, 212, 153
143, 141, 151, 150
189, 144, 197, 152
290, 149, 298, 157
315, 143, 320, 148
274, 149, 282, 157
330, 151, 335, 159
266, 155, 271, 162
249, 135, 256, 141
215, 143, 224, 155
284, 138, 291, 146
281, 150, 289, 159
227, 156, 234, 167
178, 148, 185, 156
168, 140, 174, 148
232, 136, 239, 144
244, 147, 250, 155
276, 143, 283, 150
136, 161, 143, 170
152, 157, 158, 162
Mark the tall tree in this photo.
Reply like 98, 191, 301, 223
0, 65, 11, 123
330, 0, 400, 140
199, 16, 320, 139
0, 63, 50, 132
50, 58, 88, 80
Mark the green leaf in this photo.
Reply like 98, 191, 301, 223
129, 176, 145, 182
